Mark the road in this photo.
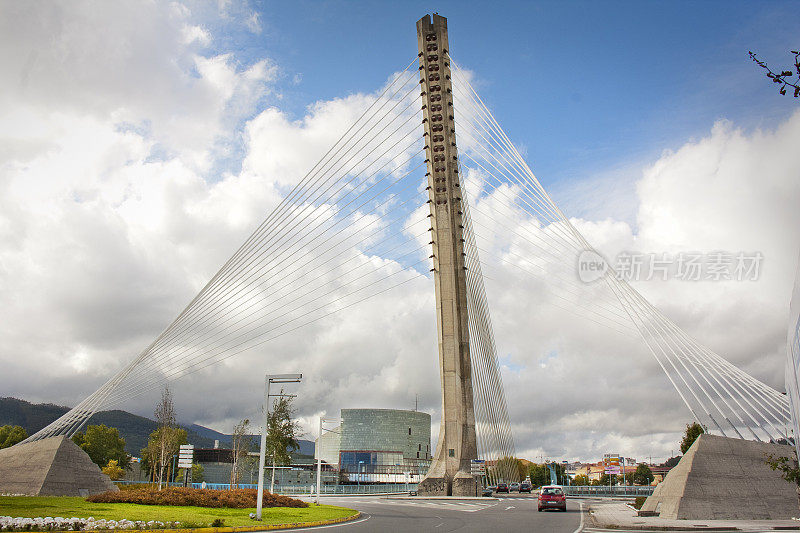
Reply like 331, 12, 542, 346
290, 493, 585, 532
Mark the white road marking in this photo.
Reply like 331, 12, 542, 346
505, 505, 515, 510
285, 513, 371, 531
572, 501, 585, 533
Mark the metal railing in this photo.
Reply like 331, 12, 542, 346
115, 480, 416, 494
563, 485, 654, 497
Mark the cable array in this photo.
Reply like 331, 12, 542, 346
462, 187, 519, 483
449, 54, 791, 444
25, 60, 433, 443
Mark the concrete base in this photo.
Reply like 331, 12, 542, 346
641, 433, 799, 520
0, 436, 118, 496
418, 476, 448, 496
452, 472, 478, 497
418, 471, 478, 496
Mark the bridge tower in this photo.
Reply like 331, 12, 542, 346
416, 13, 479, 497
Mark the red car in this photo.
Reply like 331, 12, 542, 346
537, 485, 566, 512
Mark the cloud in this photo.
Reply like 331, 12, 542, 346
1, 1, 798, 465
469, 110, 800, 461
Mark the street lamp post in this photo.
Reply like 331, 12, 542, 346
315, 416, 338, 505
256, 373, 302, 521
358, 461, 364, 490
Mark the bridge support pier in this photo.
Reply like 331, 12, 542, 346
415, 13, 478, 497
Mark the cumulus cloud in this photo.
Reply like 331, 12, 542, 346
471, 111, 800, 461
1, 1, 798, 465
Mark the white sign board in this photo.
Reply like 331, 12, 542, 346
178, 444, 194, 468
470, 459, 486, 475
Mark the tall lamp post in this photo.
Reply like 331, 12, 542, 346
316, 416, 339, 505
256, 373, 302, 521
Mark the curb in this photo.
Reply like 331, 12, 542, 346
50, 512, 362, 533
586, 504, 800, 531
385, 496, 496, 501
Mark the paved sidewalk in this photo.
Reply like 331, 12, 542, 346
587, 501, 800, 531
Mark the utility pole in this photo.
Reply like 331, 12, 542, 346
416, 12, 478, 498
316, 417, 323, 505
256, 373, 302, 521
315, 416, 338, 505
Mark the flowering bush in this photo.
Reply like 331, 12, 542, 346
0, 516, 180, 531
87, 487, 308, 509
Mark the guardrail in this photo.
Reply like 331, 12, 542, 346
563, 485, 654, 497
115, 481, 416, 495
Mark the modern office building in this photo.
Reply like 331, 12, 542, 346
316, 408, 432, 483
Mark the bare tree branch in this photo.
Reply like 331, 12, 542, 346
749, 50, 800, 97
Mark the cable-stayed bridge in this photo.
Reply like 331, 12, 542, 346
23, 13, 791, 489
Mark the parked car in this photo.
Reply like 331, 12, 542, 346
495, 482, 509, 493
481, 486, 493, 497
538, 485, 567, 512
509, 482, 520, 492
519, 482, 532, 493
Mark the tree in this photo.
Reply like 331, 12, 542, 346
140, 426, 188, 485
267, 392, 301, 464
176, 463, 204, 483
489, 456, 526, 483
750, 50, 800, 97
571, 474, 590, 486
527, 463, 549, 487
633, 463, 654, 486
597, 473, 618, 486
102, 459, 126, 480
526, 462, 566, 487
72, 424, 129, 470
680, 422, 705, 454
766, 453, 800, 486
154, 386, 178, 490
0, 425, 28, 449
230, 418, 251, 488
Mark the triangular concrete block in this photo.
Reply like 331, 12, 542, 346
641, 433, 799, 519
0, 436, 118, 496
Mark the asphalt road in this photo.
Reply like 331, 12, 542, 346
290, 493, 585, 532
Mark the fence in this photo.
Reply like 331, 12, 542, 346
563, 485, 654, 497
115, 480, 416, 495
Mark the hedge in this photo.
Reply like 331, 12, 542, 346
87, 487, 308, 509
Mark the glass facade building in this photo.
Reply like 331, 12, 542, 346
315, 408, 432, 481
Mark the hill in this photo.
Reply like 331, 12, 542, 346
0, 397, 317, 460
0, 397, 220, 455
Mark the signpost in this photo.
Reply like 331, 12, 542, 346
315, 417, 339, 505
178, 444, 194, 486
256, 373, 302, 521
470, 459, 486, 496
470, 459, 486, 475
604, 453, 620, 492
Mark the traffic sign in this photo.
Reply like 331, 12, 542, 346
470, 459, 486, 476
603, 453, 620, 474
178, 444, 194, 468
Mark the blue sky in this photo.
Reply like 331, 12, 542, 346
204, 0, 800, 212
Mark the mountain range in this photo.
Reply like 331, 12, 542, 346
0, 397, 315, 458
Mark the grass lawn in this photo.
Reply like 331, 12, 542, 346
0, 497, 357, 528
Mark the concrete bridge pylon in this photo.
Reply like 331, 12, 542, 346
415, 12, 479, 497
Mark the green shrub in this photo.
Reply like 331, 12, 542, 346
210, 519, 225, 527
633, 496, 647, 509
87, 487, 307, 509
